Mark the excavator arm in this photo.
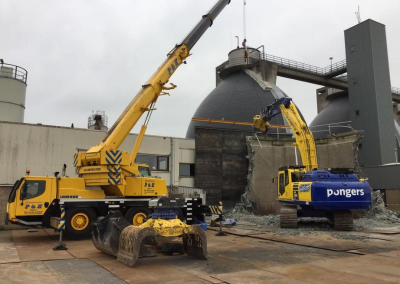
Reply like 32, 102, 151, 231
253, 97, 318, 171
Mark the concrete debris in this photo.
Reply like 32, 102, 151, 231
235, 136, 258, 213
227, 207, 280, 228
354, 190, 400, 230
352, 131, 364, 175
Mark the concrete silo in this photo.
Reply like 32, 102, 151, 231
0, 61, 27, 122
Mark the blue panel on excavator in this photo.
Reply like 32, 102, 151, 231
288, 170, 372, 210
309, 181, 372, 210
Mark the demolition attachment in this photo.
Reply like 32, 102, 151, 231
92, 211, 207, 267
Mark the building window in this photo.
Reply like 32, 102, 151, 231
136, 155, 169, 171
355, 110, 360, 117
158, 156, 169, 171
179, 163, 195, 177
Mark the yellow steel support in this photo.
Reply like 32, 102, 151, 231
130, 125, 147, 166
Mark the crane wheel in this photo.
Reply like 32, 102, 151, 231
65, 207, 97, 239
333, 210, 353, 231
279, 205, 298, 228
125, 207, 152, 226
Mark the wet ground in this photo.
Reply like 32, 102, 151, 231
1, 219, 400, 284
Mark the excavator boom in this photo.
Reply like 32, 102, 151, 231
253, 97, 318, 171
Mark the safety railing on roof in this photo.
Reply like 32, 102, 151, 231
0, 62, 28, 84
218, 49, 400, 94
260, 52, 347, 77
219, 49, 347, 78
309, 121, 354, 136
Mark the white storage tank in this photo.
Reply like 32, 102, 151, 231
0, 61, 27, 122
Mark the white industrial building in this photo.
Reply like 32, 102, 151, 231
0, 61, 195, 189
0, 121, 195, 188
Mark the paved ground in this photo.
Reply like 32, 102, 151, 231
1, 221, 400, 284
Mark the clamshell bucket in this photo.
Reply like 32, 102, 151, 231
92, 210, 130, 257
92, 211, 207, 267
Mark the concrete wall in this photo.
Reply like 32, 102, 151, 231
345, 20, 396, 166
195, 128, 249, 207
0, 121, 195, 187
247, 131, 361, 214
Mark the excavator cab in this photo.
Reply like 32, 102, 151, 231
277, 166, 306, 201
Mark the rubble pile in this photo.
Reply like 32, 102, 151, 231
354, 190, 400, 230
227, 206, 280, 228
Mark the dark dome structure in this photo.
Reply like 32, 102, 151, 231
309, 94, 351, 139
186, 71, 288, 139
310, 94, 400, 147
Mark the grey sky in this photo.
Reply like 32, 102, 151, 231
1, 0, 399, 138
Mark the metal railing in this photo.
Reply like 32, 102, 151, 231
218, 49, 400, 94
0, 62, 28, 84
322, 60, 347, 75
261, 53, 325, 76
260, 52, 347, 77
309, 121, 354, 136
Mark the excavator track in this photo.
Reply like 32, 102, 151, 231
279, 205, 298, 228
333, 210, 353, 231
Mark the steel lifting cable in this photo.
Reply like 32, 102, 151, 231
144, 102, 155, 126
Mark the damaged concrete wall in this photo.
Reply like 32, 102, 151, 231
195, 127, 249, 207
245, 131, 362, 214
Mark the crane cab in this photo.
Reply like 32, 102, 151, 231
6, 176, 57, 227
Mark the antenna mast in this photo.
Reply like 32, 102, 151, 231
355, 6, 361, 23
243, 0, 248, 63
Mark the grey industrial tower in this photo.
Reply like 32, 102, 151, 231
345, 20, 396, 167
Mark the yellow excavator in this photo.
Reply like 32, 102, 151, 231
6, 0, 230, 258
193, 97, 371, 230
253, 97, 371, 230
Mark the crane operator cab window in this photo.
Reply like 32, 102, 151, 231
138, 166, 151, 177
20, 181, 46, 200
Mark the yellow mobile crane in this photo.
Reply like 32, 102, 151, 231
6, 0, 230, 239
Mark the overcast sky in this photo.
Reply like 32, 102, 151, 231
1, 0, 399, 138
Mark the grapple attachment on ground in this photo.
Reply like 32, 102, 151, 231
92, 211, 207, 267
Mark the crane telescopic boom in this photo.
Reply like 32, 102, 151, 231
88, 0, 231, 154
